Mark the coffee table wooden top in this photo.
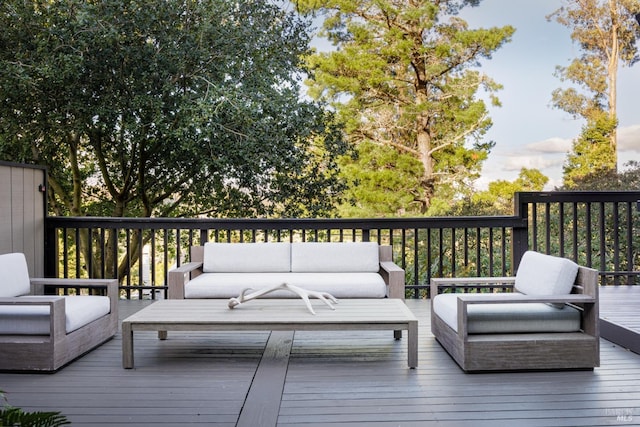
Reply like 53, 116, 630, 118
123, 298, 417, 327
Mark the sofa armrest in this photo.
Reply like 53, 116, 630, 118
30, 278, 119, 315
0, 296, 67, 340
168, 262, 203, 299
379, 261, 405, 300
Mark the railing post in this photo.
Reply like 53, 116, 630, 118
512, 192, 529, 273
43, 218, 58, 278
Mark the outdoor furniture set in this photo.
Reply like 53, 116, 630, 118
0, 243, 600, 373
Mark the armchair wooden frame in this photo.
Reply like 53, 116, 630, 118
430, 266, 600, 372
0, 278, 118, 372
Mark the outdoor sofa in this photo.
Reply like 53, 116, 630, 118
431, 251, 599, 372
168, 241, 405, 301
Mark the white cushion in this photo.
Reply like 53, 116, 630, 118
202, 242, 291, 273
184, 272, 387, 298
433, 293, 581, 334
514, 251, 579, 296
0, 253, 31, 297
291, 242, 379, 273
0, 295, 111, 335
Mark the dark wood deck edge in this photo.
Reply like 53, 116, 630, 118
599, 320, 640, 354
236, 331, 294, 427
599, 285, 640, 355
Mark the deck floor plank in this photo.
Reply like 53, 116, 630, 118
0, 297, 638, 426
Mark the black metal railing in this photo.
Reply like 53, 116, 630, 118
516, 192, 640, 285
44, 191, 640, 299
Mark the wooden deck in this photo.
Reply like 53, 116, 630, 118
1, 298, 639, 426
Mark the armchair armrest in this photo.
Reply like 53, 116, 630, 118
30, 278, 119, 314
379, 261, 405, 300
168, 262, 203, 299
430, 277, 514, 300
0, 296, 67, 340
455, 293, 597, 338
456, 293, 596, 305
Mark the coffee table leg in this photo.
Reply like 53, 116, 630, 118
407, 320, 418, 368
122, 321, 134, 369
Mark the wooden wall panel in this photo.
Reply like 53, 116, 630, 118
0, 162, 46, 277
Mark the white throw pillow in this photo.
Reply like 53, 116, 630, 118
514, 251, 579, 296
202, 242, 291, 273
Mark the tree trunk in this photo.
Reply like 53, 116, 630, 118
608, 0, 619, 170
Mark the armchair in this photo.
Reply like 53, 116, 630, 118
431, 251, 599, 372
0, 253, 118, 371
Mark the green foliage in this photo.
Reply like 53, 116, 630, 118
561, 160, 640, 190
1, 390, 70, 427
337, 141, 424, 217
0, 0, 348, 219
297, 0, 514, 215
449, 168, 549, 216
563, 112, 617, 188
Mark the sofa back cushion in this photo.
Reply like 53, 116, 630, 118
202, 242, 291, 273
291, 242, 379, 273
514, 251, 579, 296
0, 253, 31, 297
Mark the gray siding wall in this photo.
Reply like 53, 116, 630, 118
0, 162, 46, 277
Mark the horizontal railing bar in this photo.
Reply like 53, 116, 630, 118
516, 191, 640, 204
45, 215, 526, 231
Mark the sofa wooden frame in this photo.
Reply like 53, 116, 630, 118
168, 244, 405, 300
0, 278, 118, 372
430, 266, 600, 372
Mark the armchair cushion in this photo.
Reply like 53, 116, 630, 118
515, 251, 579, 296
0, 295, 111, 335
433, 293, 581, 334
0, 253, 31, 297
202, 242, 291, 273
291, 242, 379, 273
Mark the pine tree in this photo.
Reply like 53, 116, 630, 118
297, 0, 514, 215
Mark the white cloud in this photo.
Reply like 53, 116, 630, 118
502, 155, 564, 172
617, 125, 640, 153
525, 137, 573, 153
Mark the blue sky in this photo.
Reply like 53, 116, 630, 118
460, 0, 640, 189
308, 0, 640, 190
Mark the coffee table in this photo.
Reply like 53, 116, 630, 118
122, 298, 418, 368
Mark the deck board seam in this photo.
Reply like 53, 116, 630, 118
236, 330, 294, 427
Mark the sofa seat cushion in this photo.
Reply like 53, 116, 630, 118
185, 272, 387, 299
291, 242, 379, 273
433, 293, 581, 334
0, 296, 111, 335
202, 242, 291, 273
